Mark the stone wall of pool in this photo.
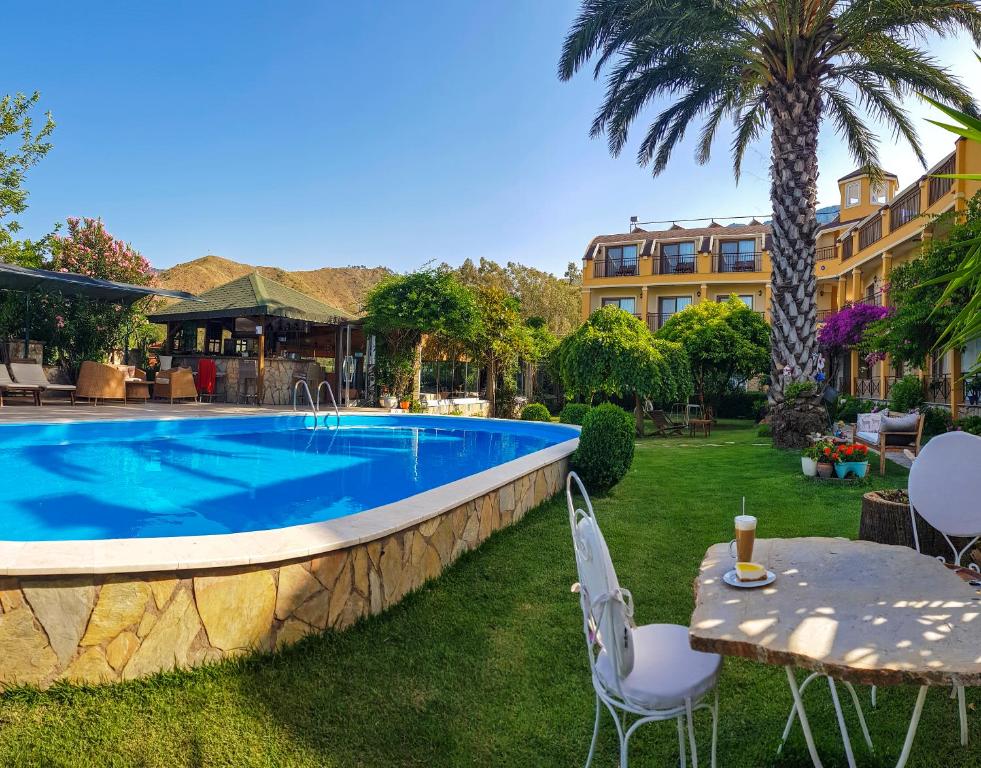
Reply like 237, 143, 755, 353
0, 454, 569, 687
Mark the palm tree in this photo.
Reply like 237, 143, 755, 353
559, 0, 981, 437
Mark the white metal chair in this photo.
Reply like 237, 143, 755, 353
907, 430, 981, 747
566, 472, 721, 767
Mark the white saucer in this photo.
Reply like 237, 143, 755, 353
722, 569, 776, 589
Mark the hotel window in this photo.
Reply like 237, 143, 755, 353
658, 296, 692, 316
717, 294, 753, 310
718, 239, 758, 271
604, 244, 638, 275
845, 181, 861, 207
870, 183, 887, 205
601, 297, 637, 315
661, 241, 696, 273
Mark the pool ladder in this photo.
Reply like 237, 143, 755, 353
316, 380, 340, 427
292, 379, 340, 429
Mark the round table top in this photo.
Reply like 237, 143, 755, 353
689, 537, 981, 686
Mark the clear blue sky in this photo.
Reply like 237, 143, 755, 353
6, 1, 977, 276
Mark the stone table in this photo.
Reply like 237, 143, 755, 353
689, 538, 981, 768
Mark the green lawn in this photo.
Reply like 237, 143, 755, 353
0, 421, 976, 767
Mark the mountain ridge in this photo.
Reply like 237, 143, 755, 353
154, 255, 391, 315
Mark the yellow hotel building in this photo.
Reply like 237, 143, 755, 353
580, 137, 981, 415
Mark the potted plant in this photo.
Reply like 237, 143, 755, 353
815, 441, 835, 478
800, 443, 820, 476
859, 489, 968, 559
379, 386, 397, 409
399, 397, 411, 410
832, 443, 869, 479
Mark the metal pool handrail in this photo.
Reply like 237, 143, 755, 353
293, 379, 319, 429
316, 380, 340, 427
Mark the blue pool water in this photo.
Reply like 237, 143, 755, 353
0, 415, 576, 542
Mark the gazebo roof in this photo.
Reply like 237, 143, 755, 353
0, 262, 199, 303
147, 272, 354, 324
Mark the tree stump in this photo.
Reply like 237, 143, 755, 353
770, 401, 828, 449
859, 491, 971, 561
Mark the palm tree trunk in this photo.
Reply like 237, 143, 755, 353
767, 79, 822, 405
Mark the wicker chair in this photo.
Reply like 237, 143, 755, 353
153, 367, 198, 403
76, 361, 147, 404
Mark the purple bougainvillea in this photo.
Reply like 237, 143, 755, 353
817, 303, 892, 350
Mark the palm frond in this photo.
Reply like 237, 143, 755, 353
823, 87, 881, 174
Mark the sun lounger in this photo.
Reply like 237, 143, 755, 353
644, 401, 685, 436
9, 362, 77, 405
0, 364, 42, 406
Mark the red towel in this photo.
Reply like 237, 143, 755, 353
198, 358, 217, 395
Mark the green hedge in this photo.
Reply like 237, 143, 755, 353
889, 375, 924, 413
570, 403, 635, 490
715, 390, 767, 420
559, 403, 591, 425
520, 403, 551, 422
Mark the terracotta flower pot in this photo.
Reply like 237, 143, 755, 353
399, 400, 410, 410
816, 462, 834, 479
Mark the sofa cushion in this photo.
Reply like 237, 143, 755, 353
881, 413, 919, 446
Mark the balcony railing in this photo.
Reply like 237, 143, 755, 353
646, 312, 676, 332
653, 255, 698, 275
713, 252, 762, 273
593, 257, 639, 278
816, 308, 833, 322
854, 377, 882, 399
815, 246, 837, 261
890, 186, 921, 230
847, 290, 884, 308
841, 236, 854, 261
928, 154, 955, 205
858, 216, 882, 250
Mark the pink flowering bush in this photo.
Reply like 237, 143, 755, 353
817, 304, 892, 352
43, 218, 158, 373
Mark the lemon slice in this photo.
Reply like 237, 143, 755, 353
735, 562, 767, 582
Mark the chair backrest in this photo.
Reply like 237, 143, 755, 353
909, 430, 981, 564
240, 359, 258, 378
0, 364, 13, 386
8, 362, 47, 387
566, 472, 634, 691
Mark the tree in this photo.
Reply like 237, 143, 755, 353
0, 91, 55, 262
861, 198, 979, 367
656, 298, 769, 411
362, 269, 479, 401
452, 257, 581, 337
559, 0, 980, 442
522, 316, 559, 399
817, 302, 892, 386
467, 283, 530, 416
45, 217, 155, 373
557, 305, 691, 435
920, 81, 981, 368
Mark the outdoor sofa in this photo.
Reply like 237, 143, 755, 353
852, 410, 925, 476
76, 361, 148, 404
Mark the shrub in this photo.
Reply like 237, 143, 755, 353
559, 402, 591, 425
784, 380, 816, 401
889, 375, 925, 413
833, 395, 864, 423
921, 406, 953, 438
570, 403, 635, 490
957, 415, 981, 436
715, 390, 767, 420
757, 423, 772, 437
520, 403, 551, 422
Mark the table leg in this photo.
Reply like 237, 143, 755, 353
784, 666, 825, 768
895, 686, 928, 768
827, 676, 858, 768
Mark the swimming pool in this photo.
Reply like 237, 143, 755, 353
0, 413, 577, 687
0, 414, 576, 542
